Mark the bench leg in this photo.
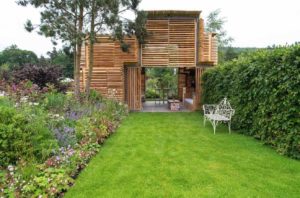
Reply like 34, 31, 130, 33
213, 120, 216, 134
204, 116, 206, 126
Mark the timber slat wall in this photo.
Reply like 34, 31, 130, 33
198, 18, 204, 64
142, 19, 196, 67
80, 10, 218, 111
79, 44, 86, 91
198, 18, 218, 65
210, 34, 218, 64
80, 37, 138, 102
199, 33, 218, 65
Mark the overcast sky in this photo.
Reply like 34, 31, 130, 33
0, 0, 299, 56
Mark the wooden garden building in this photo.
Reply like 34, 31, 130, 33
80, 10, 218, 111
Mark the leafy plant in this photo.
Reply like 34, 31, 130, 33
52, 125, 77, 147
202, 44, 300, 159
0, 105, 58, 166
0, 85, 127, 197
12, 64, 68, 92
43, 92, 67, 113
21, 167, 73, 197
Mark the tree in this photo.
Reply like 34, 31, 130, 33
17, 0, 147, 98
0, 45, 38, 70
84, 0, 147, 96
205, 9, 233, 47
47, 47, 74, 78
17, 0, 88, 98
223, 47, 239, 61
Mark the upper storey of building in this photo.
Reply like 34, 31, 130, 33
141, 10, 218, 67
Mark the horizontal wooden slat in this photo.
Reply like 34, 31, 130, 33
142, 19, 196, 67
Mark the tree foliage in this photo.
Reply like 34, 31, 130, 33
0, 45, 38, 70
219, 47, 259, 62
0, 45, 74, 80
12, 64, 68, 91
205, 9, 233, 47
17, 0, 91, 97
84, 0, 147, 95
201, 44, 300, 159
47, 47, 74, 78
145, 68, 178, 99
17, 0, 147, 98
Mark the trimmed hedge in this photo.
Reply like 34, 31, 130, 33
202, 45, 300, 159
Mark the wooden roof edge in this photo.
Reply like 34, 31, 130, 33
145, 10, 201, 18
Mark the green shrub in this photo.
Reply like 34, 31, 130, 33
87, 89, 103, 103
75, 116, 97, 143
202, 45, 300, 159
0, 97, 13, 108
145, 89, 159, 99
0, 105, 58, 166
43, 92, 67, 113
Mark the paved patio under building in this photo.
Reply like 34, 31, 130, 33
141, 101, 190, 112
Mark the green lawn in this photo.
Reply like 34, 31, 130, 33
66, 113, 300, 197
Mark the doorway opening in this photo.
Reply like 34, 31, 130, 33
141, 67, 195, 112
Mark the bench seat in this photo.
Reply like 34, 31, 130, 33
206, 114, 230, 121
203, 98, 235, 134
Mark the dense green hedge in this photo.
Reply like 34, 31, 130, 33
202, 45, 300, 159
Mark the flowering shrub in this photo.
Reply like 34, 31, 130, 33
52, 125, 77, 147
0, 84, 128, 197
5, 80, 45, 103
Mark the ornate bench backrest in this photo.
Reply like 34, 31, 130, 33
215, 98, 235, 119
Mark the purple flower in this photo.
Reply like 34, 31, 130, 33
52, 125, 76, 147
12, 84, 17, 92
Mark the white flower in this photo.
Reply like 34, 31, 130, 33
61, 78, 74, 83
20, 96, 28, 103
0, 91, 5, 97
7, 165, 14, 172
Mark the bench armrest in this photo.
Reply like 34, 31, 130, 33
203, 104, 217, 115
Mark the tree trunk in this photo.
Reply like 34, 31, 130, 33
74, 3, 84, 98
85, 0, 96, 97
73, 44, 77, 87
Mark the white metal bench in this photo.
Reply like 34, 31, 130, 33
203, 98, 235, 134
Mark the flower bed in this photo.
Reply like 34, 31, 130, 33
0, 81, 128, 197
